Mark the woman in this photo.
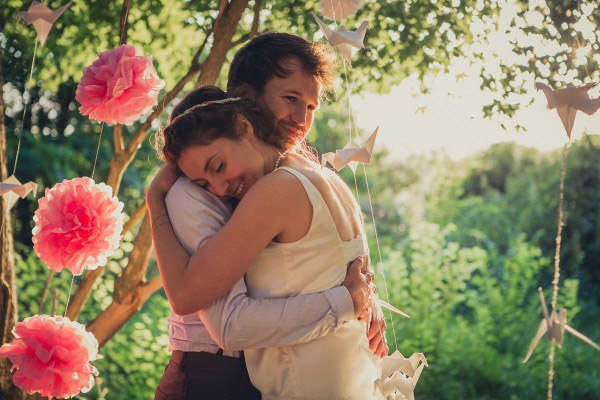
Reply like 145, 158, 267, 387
148, 86, 387, 399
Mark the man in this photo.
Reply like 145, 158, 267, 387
154, 32, 387, 400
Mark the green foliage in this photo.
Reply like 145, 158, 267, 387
91, 293, 171, 400
378, 225, 600, 399
428, 138, 600, 301
481, 0, 599, 119
14, 237, 171, 400
2, 1, 599, 398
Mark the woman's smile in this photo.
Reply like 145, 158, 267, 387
233, 179, 245, 198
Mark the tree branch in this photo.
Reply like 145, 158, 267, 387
125, 21, 216, 155
38, 271, 55, 314
75, 0, 248, 344
0, 52, 23, 399
113, 125, 125, 153
67, 27, 213, 320
219, 0, 229, 16
119, 0, 131, 46
123, 202, 147, 235
197, 0, 251, 87
144, 275, 163, 295
229, 0, 261, 48
250, 0, 262, 39
113, 214, 153, 303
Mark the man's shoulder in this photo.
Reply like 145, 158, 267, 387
166, 177, 230, 215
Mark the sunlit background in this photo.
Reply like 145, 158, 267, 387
352, 0, 599, 160
1, 0, 599, 398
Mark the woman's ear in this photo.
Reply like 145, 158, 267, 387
235, 114, 254, 139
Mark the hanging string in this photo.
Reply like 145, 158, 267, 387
326, 3, 401, 350
550, 140, 569, 312
361, 162, 399, 347
341, 60, 399, 346
12, 38, 39, 176
38, 270, 56, 313
547, 341, 556, 400
546, 138, 571, 400
63, 275, 75, 317
90, 123, 105, 180
89, 0, 130, 182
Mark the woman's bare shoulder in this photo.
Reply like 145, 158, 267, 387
235, 167, 309, 215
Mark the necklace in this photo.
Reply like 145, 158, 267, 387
274, 151, 288, 170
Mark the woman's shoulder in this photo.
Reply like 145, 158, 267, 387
237, 165, 310, 212
278, 155, 343, 193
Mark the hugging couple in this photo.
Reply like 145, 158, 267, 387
148, 31, 392, 400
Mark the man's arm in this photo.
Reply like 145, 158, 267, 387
164, 178, 365, 350
200, 276, 354, 351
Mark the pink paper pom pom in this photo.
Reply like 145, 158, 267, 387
0, 315, 101, 399
76, 44, 165, 125
32, 177, 124, 275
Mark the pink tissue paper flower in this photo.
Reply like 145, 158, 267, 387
76, 44, 165, 125
32, 177, 124, 275
0, 315, 101, 399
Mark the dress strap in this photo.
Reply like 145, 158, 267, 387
275, 166, 324, 215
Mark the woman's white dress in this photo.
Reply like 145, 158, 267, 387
244, 165, 383, 399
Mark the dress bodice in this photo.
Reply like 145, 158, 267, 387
244, 166, 380, 399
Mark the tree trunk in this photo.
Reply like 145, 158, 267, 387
0, 55, 25, 400
80, 0, 250, 348
64, 43, 203, 322
86, 214, 157, 346
197, 0, 250, 87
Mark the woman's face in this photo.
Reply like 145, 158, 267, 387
177, 119, 268, 200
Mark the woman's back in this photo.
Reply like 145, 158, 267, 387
244, 155, 380, 399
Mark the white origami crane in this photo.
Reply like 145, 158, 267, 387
321, 126, 378, 172
371, 282, 410, 319
523, 287, 600, 363
320, 0, 363, 20
535, 82, 600, 138
377, 297, 410, 319
17, 1, 72, 46
0, 176, 38, 210
313, 13, 369, 64
376, 351, 428, 400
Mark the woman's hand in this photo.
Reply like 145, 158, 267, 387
147, 164, 181, 200
368, 314, 389, 358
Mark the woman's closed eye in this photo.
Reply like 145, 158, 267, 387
215, 162, 224, 173
193, 179, 208, 190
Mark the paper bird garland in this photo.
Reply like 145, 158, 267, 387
378, 298, 410, 319
322, 126, 378, 172
535, 82, 600, 138
376, 351, 428, 400
313, 13, 369, 64
0, 176, 38, 210
371, 285, 410, 319
320, 0, 363, 20
17, 1, 72, 46
523, 287, 600, 363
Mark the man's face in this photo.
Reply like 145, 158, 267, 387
257, 57, 321, 139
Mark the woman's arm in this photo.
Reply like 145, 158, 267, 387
147, 166, 305, 315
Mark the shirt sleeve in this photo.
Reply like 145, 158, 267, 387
165, 178, 355, 351
199, 280, 354, 352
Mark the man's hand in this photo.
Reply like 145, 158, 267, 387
367, 314, 389, 358
342, 256, 374, 319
